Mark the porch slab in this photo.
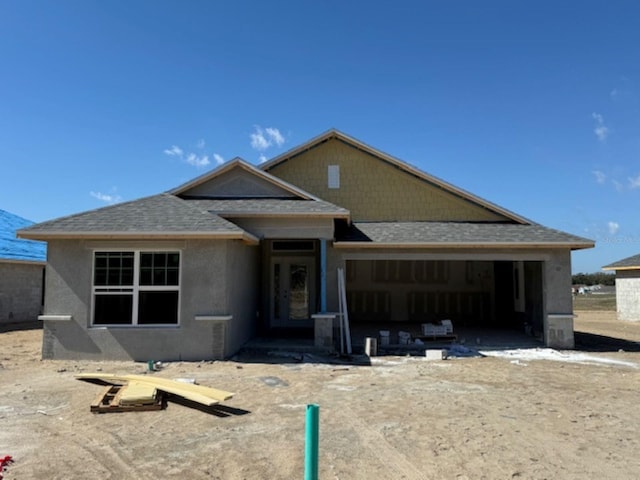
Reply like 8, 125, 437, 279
240, 337, 333, 356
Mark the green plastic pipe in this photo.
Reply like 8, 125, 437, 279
305, 403, 319, 480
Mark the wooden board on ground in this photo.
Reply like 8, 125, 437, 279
76, 373, 234, 407
119, 381, 158, 405
90, 385, 164, 413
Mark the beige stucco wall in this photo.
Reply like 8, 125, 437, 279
41, 239, 258, 361
543, 249, 573, 315
225, 239, 260, 355
542, 249, 574, 348
266, 138, 507, 222
615, 270, 640, 321
0, 260, 44, 324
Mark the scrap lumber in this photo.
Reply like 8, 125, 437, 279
337, 268, 352, 354
118, 381, 158, 406
75, 373, 234, 407
90, 385, 164, 413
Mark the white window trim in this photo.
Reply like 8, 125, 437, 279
91, 249, 182, 327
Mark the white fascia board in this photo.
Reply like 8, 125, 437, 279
602, 265, 640, 271
17, 230, 252, 240
0, 258, 46, 265
333, 241, 595, 250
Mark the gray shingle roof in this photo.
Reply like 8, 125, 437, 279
335, 222, 594, 249
603, 254, 640, 270
185, 198, 350, 216
18, 194, 247, 239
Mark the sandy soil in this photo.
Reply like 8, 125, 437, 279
1, 311, 639, 480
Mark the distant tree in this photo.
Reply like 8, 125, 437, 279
572, 272, 615, 286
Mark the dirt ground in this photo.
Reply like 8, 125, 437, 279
1, 311, 639, 480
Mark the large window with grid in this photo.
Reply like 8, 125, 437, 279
92, 251, 180, 326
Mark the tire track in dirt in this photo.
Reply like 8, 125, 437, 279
64, 429, 141, 479
333, 404, 432, 480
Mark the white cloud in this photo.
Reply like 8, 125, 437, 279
629, 175, 640, 189
259, 154, 268, 163
250, 127, 271, 151
165, 143, 212, 168
164, 145, 183, 157
608, 221, 619, 235
592, 170, 606, 184
90, 190, 122, 204
265, 127, 285, 146
250, 125, 286, 151
185, 153, 210, 168
213, 153, 224, 165
592, 112, 609, 141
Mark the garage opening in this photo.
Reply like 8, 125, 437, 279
345, 259, 544, 337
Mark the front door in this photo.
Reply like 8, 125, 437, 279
271, 257, 316, 328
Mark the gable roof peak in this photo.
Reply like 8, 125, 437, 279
169, 155, 323, 201
260, 129, 531, 224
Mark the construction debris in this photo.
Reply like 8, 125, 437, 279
76, 373, 234, 413
91, 385, 164, 413
425, 349, 448, 361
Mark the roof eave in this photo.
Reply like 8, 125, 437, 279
0, 258, 46, 266
602, 265, 640, 271
17, 230, 257, 242
333, 241, 595, 250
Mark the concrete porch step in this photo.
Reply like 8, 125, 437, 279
240, 337, 333, 356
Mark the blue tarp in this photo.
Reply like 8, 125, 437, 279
0, 209, 47, 262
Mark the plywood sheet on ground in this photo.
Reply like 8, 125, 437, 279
75, 373, 234, 406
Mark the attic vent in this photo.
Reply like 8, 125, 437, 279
328, 165, 340, 189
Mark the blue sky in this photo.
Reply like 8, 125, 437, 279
2, 1, 639, 273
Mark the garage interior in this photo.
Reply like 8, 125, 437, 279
345, 259, 544, 346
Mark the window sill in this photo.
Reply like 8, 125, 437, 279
39, 315, 73, 322
194, 315, 233, 322
89, 324, 181, 329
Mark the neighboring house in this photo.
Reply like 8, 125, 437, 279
0, 209, 46, 324
603, 254, 640, 321
18, 130, 594, 360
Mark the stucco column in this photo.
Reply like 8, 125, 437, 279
544, 250, 575, 349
